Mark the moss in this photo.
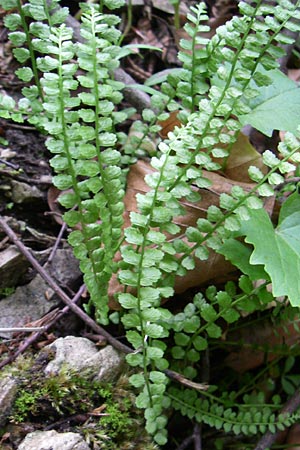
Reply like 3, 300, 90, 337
10, 365, 156, 449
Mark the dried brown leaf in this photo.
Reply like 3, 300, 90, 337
225, 313, 300, 372
158, 110, 182, 139
223, 132, 267, 182
108, 160, 258, 308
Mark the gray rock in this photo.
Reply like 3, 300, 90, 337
10, 180, 44, 204
45, 336, 124, 381
0, 376, 18, 426
0, 248, 81, 338
0, 246, 29, 288
17, 430, 90, 450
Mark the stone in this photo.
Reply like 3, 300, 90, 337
17, 430, 90, 450
10, 180, 44, 204
0, 376, 18, 426
0, 248, 81, 338
45, 336, 124, 381
0, 246, 29, 288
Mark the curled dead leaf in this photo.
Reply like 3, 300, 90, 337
223, 132, 267, 182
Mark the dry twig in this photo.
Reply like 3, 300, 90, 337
0, 216, 132, 355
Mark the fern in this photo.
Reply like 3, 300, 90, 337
118, 1, 300, 442
1, 0, 300, 446
168, 387, 300, 436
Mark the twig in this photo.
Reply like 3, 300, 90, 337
193, 424, 201, 450
0, 216, 132, 354
0, 327, 45, 332
176, 435, 193, 450
164, 369, 209, 391
254, 387, 300, 450
47, 221, 67, 263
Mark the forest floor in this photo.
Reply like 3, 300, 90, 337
1, 1, 300, 449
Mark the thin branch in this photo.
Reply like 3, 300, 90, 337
0, 216, 132, 354
193, 424, 202, 450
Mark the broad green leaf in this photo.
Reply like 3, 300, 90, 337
240, 192, 300, 306
239, 69, 300, 136
218, 239, 268, 281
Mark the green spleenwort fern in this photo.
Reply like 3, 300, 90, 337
168, 388, 300, 435
1, 0, 300, 445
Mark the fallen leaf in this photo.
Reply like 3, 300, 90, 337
286, 424, 300, 450
223, 132, 267, 181
288, 69, 300, 83
158, 110, 182, 139
108, 160, 259, 308
225, 312, 300, 372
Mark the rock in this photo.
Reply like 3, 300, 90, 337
0, 246, 29, 288
45, 336, 124, 381
0, 248, 81, 338
17, 430, 90, 450
0, 376, 18, 426
10, 180, 44, 204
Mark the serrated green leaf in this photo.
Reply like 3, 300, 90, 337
241, 192, 300, 306
58, 192, 78, 209
174, 332, 190, 347
200, 304, 217, 322
9, 31, 26, 46
15, 67, 33, 82
183, 316, 200, 333
129, 373, 145, 388
52, 174, 73, 190
118, 293, 138, 309
126, 352, 144, 367
206, 323, 222, 338
149, 371, 167, 384
122, 313, 140, 328
171, 346, 185, 359
193, 336, 207, 351
13, 47, 30, 63
187, 349, 200, 362
144, 323, 165, 338
140, 267, 161, 286
124, 228, 144, 245
118, 270, 138, 287
195, 246, 209, 260
126, 330, 143, 348
147, 347, 164, 360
